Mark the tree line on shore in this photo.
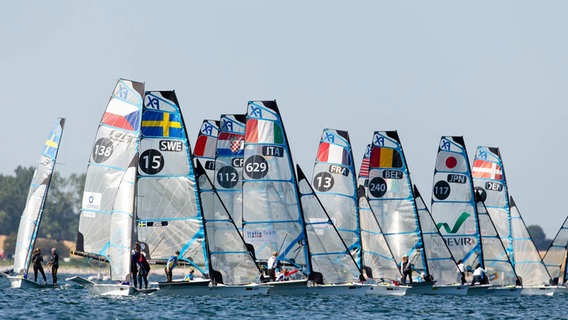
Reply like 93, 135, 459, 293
0, 166, 553, 258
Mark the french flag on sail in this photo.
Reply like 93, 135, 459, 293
217, 132, 244, 157
102, 100, 140, 131
317, 142, 350, 165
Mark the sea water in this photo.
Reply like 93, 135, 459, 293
0, 274, 563, 320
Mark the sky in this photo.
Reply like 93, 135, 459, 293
1, 1, 567, 238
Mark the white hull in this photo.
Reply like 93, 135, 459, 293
7, 275, 58, 289
66, 276, 141, 296
157, 279, 268, 296
468, 284, 521, 296
520, 286, 555, 296
366, 284, 408, 296
307, 283, 369, 296
552, 285, 568, 295
264, 279, 311, 295
405, 282, 468, 296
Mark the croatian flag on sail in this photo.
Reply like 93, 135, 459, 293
194, 135, 217, 157
370, 147, 402, 168
102, 100, 140, 131
317, 142, 350, 165
245, 119, 284, 144
472, 160, 503, 180
217, 132, 244, 156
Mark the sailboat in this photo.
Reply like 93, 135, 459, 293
296, 165, 370, 295
67, 79, 145, 295
311, 129, 406, 295
365, 131, 432, 293
413, 186, 468, 295
193, 119, 220, 182
241, 100, 311, 294
431, 136, 520, 296
156, 161, 269, 296
5, 117, 65, 288
472, 146, 554, 296
543, 217, 568, 293
214, 114, 246, 230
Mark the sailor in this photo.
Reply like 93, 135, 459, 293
165, 250, 179, 282
471, 264, 487, 285
267, 251, 278, 282
46, 247, 59, 284
31, 248, 47, 284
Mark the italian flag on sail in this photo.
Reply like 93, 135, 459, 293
245, 119, 284, 144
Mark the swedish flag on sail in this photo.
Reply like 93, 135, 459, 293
142, 110, 183, 138
43, 130, 61, 159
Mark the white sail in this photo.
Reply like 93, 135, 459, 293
431, 136, 482, 270
543, 217, 568, 284
297, 166, 362, 284
196, 162, 261, 285
135, 91, 206, 274
509, 196, 551, 285
367, 131, 427, 276
77, 79, 144, 281
214, 114, 246, 230
13, 117, 65, 276
193, 119, 220, 182
414, 186, 460, 285
472, 146, 551, 286
476, 199, 519, 286
357, 185, 402, 282
311, 129, 360, 264
242, 100, 309, 275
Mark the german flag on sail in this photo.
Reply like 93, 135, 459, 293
316, 142, 350, 165
245, 119, 284, 144
370, 147, 402, 168
141, 110, 182, 138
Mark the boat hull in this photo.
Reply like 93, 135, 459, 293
520, 286, 555, 296
66, 275, 140, 296
7, 275, 58, 289
366, 284, 408, 296
307, 283, 369, 296
405, 282, 468, 296
157, 279, 269, 296
468, 284, 521, 296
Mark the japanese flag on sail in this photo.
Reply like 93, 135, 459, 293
245, 119, 284, 144
370, 147, 402, 168
316, 142, 350, 165
472, 159, 503, 180
217, 132, 244, 156
435, 151, 467, 172
194, 135, 217, 157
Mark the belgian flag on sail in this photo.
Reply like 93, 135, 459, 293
370, 147, 402, 168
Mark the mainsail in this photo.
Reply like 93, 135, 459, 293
195, 161, 261, 285
215, 114, 246, 230
367, 131, 427, 277
357, 185, 402, 282
475, 197, 520, 286
135, 91, 207, 275
241, 100, 309, 275
311, 128, 361, 265
472, 146, 551, 286
76, 79, 144, 281
543, 216, 568, 284
509, 196, 551, 285
193, 119, 220, 182
13, 117, 65, 276
297, 166, 363, 284
431, 136, 483, 270
414, 186, 460, 285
